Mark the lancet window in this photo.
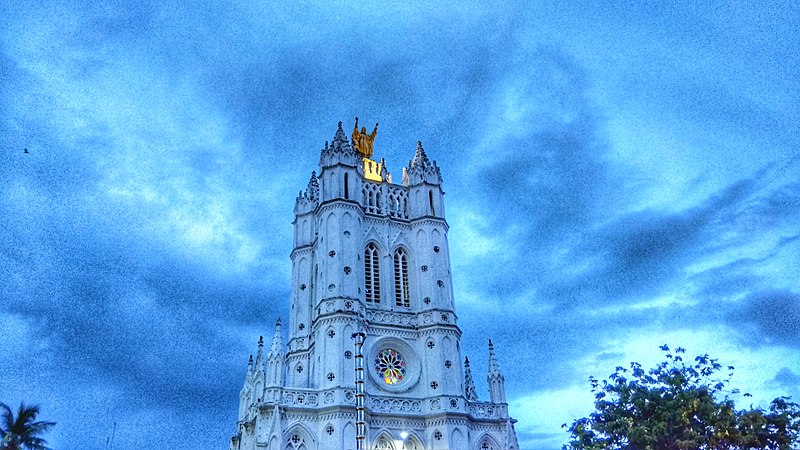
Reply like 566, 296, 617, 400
364, 243, 380, 303
394, 248, 410, 307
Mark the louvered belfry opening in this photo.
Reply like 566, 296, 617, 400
394, 248, 410, 307
364, 243, 380, 303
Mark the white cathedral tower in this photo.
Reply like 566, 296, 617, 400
231, 120, 519, 450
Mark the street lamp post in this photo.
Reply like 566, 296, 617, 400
352, 331, 367, 450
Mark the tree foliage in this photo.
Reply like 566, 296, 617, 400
564, 346, 800, 450
0, 402, 55, 450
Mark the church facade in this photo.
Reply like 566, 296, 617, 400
230, 120, 519, 450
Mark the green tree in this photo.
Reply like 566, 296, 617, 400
564, 346, 800, 450
0, 402, 55, 450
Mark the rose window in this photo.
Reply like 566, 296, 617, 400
375, 348, 406, 385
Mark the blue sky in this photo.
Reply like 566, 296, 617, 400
1, 1, 799, 449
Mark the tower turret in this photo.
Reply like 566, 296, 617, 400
406, 141, 444, 220
487, 339, 507, 403
237, 354, 255, 421
294, 171, 319, 218
289, 171, 318, 368
252, 337, 265, 403
318, 122, 361, 202
319, 122, 360, 168
266, 320, 285, 388
254, 335, 264, 368
464, 356, 478, 401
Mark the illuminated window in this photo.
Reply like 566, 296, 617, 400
364, 243, 380, 303
375, 348, 406, 385
394, 248, 410, 307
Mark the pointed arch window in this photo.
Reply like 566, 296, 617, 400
394, 248, 410, 307
402, 436, 422, 450
373, 437, 393, 450
364, 243, 380, 303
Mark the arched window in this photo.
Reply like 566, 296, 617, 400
344, 173, 349, 199
394, 248, 410, 307
402, 435, 422, 450
373, 437, 393, 450
429, 190, 435, 216
364, 243, 380, 303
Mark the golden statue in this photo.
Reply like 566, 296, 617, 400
352, 116, 378, 158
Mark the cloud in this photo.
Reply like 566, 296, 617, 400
768, 367, 800, 395
726, 290, 800, 349
446, 46, 610, 301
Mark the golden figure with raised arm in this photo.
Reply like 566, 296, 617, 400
352, 116, 379, 158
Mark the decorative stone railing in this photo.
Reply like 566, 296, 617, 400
466, 401, 507, 419
310, 300, 456, 329
369, 396, 422, 413
365, 310, 418, 327
316, 298, 361, 317
419, 310, 457, 326
282, 390, 319, 407
366, 396, 507, 419
361, 182, 409, 219
261, 390, 508, 421
257, 388, 357, 409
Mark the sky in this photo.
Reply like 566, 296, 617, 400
1, 1, 799, 449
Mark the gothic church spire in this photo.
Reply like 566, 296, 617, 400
268, 319, 284, 358
487, 339, 507, 403
254, 335, 264, 369
464, 356, 478, 401
265, 319, 285, 388
319, 121, 359, 168
406, 141, 442, 185
305, 171, 319, 202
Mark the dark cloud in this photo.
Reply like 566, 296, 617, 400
450, 47, 610, 300
726, 290, 800, 349
523, 175, 755, 311
1, 87, 283, 435
769, 367, 800, 393
480, 47, 606, 229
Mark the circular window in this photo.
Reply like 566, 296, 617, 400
368, 337, 420, 392
375, 349, 406, 385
